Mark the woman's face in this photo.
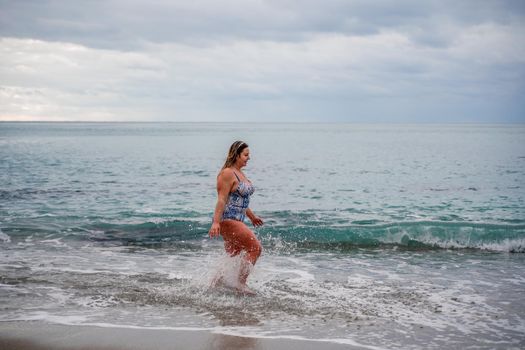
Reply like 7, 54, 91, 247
236, 147, 250, 168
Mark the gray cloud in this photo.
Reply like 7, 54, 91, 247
0, 0, 524, 122
2, 0, 524, 48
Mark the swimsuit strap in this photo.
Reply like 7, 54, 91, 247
232, 171, 241, 182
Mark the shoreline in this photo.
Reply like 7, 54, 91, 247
0, 321, 362, 350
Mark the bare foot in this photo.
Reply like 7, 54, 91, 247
235, 285, 256, 296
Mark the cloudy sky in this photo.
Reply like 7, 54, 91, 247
0, 0, 524, 122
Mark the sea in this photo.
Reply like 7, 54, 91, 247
1, 122, 524, 349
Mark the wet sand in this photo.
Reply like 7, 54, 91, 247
0, 321, 361, 350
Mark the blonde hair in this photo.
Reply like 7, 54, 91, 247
221, 141, 248, 170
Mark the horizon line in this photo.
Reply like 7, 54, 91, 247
0, 120, 524, 125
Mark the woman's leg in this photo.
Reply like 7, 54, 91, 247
220, 220, 262, 286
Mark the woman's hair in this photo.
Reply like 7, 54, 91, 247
222, 141, 248, 170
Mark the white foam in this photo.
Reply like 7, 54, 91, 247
74, 295, 120, 308
2, 227, 523, 349
135, 207, 157, 214
478, 238, 525, 253
47, 290, 71, 305
0, 283, 19, 290
0, 228, 11, 243
3, 311, 92, 324
40, 238, 65, 246
285, 269, 315, 283
35, 213, 57, 217
71, 322, 215, 332
207, 254, 251, 289
88, 230, 105, 237
261, 267, 315, 284
167, 273, 192, 280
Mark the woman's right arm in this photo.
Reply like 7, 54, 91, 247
209, 170, 232, 238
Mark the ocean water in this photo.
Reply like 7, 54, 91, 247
1, 122, 524, 349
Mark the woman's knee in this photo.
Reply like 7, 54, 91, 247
251, 239, 262, 258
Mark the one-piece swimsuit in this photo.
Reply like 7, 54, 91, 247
222, 171, 255, 222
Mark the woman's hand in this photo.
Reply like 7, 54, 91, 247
250, 215, 264, 227
209, 222, 221, 238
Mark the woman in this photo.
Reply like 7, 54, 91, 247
209, 141, 263, 295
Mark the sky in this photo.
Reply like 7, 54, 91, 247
0, 0, 524, 123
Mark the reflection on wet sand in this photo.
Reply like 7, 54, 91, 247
209, 333, 259, 350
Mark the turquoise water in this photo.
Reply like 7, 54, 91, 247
1, 122, 525, 348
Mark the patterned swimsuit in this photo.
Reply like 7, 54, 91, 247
222, 171, 255, 222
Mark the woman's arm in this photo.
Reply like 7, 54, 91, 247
246, 208, 264, 227
209, 170, 234, 237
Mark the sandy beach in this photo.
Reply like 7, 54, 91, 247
0, 321, 359, 350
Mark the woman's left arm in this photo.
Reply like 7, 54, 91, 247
246, 208, 263, 227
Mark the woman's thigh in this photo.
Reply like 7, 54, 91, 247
220, 220, 260, 253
